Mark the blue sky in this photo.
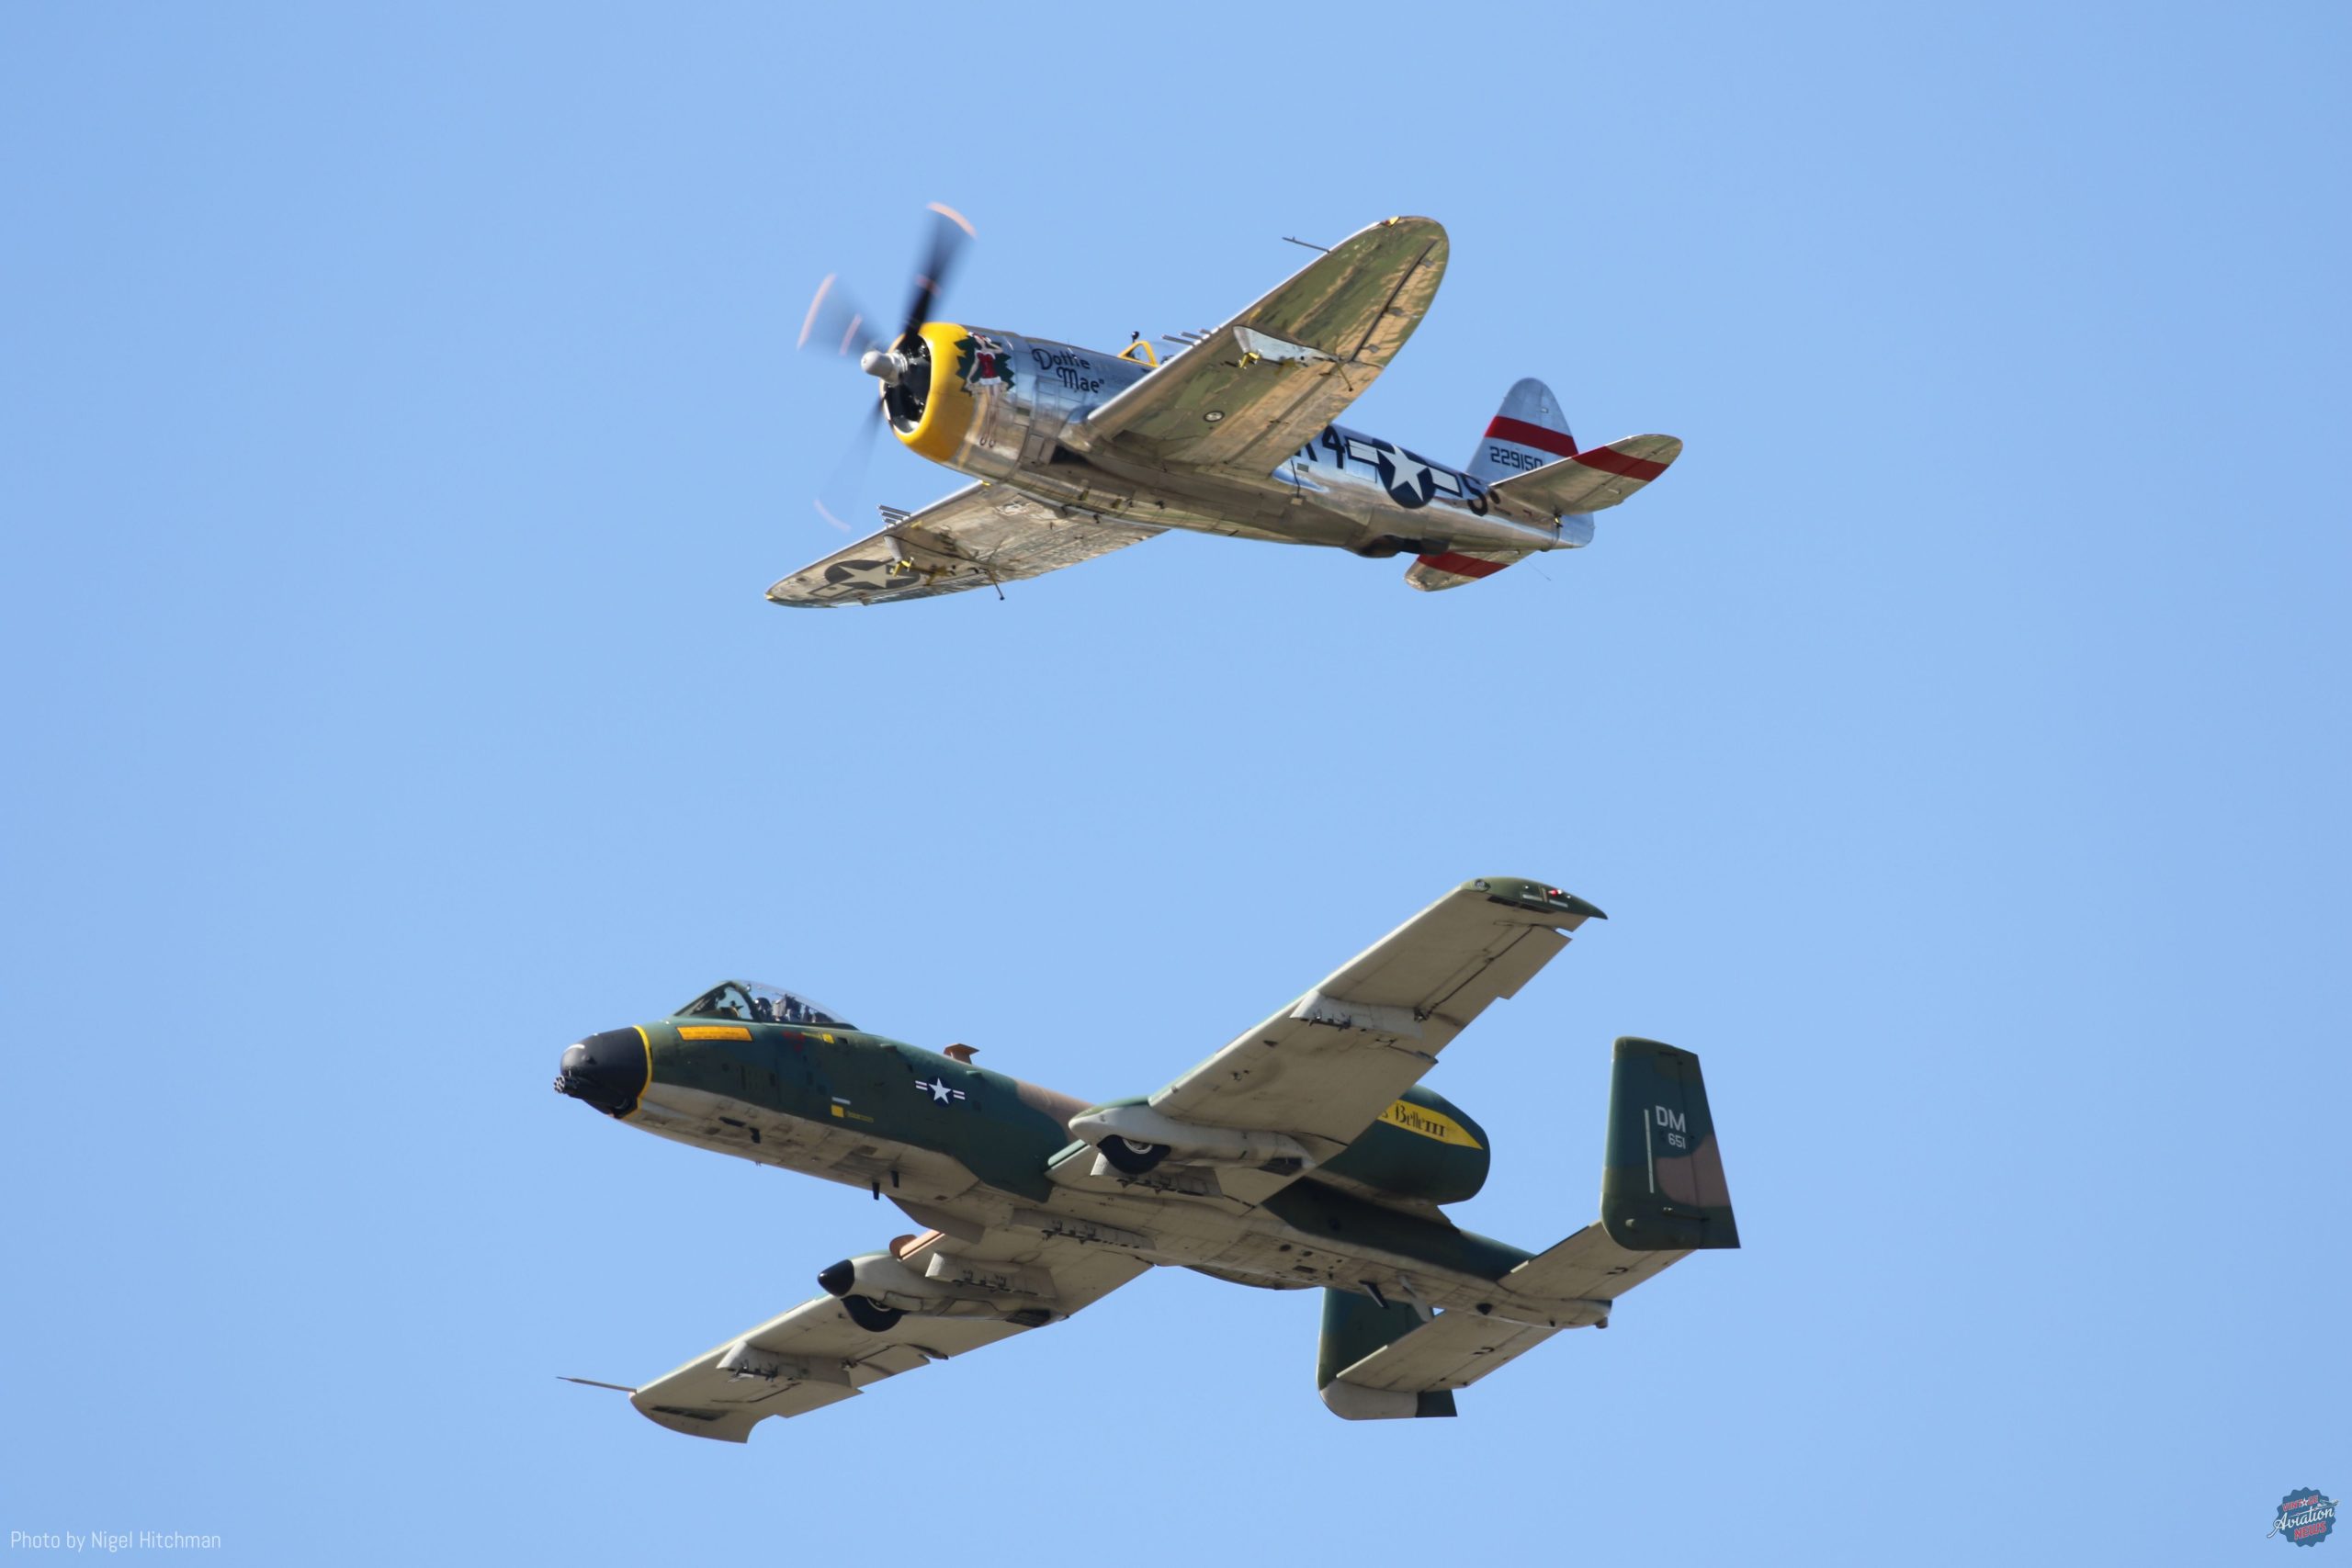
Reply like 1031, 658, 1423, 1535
5, 3, 2346, 1561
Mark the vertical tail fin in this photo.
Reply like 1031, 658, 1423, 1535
1465, 376, 1580, 484
1316, 1289, 1459, 1420
1406, 378, 1588, 592
1600, 1036, 1739, 1251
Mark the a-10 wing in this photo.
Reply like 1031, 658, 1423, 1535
624, 1226, 1149, 1441
1151, 876, 1605, 1156
768, 483, 1163, 608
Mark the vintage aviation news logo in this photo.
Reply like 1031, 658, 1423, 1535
2270, 1488, 2337, 1547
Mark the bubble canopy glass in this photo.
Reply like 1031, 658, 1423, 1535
675, 981, 854, 1030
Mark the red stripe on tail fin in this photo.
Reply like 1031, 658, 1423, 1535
1485, 415, 1578, 458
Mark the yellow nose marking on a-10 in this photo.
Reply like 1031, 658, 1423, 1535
1380, 1100, 1483, 1148
618, 1024, 653, 1121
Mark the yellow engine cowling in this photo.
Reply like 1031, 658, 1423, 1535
884, 321, 1012, 468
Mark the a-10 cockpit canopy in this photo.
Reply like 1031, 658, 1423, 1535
675, 981, 853, 1031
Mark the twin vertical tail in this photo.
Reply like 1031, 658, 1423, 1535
1601, 1036, 1739, 1251
1313, 1036, 1736, 1420
1406, 377, 1589, 592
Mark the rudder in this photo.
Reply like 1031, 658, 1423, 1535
1408, 378, 1588, 592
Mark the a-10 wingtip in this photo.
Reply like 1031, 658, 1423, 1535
1463, 876, 1606, 922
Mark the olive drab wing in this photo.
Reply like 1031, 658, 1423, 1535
625, 1230, 1150, 1442
1127, 876, 1604, 1207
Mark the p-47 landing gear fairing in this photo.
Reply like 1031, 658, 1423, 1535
554, 877, 1738, 1440
773, 214, 1683, 605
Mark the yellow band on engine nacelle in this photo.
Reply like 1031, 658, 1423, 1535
896, 320, 981, 465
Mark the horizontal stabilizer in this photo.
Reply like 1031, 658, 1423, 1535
1319, 1288, 1558, 1420
1403, 547, 1531, 592
1485, 434, 1682, 524
1499, 1223, 1683, 1304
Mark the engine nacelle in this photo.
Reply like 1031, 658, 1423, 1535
1317, 1085, 1492, 1205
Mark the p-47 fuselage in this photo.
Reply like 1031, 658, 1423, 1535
876, 321, 1573, 558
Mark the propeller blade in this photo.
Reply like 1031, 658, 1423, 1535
894, 201, 975, 348
795, 203, 976, 536
810, 403, 886, 533
798, 273, 878, 359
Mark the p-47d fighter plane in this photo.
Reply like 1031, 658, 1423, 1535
771, 211, 1683, 605
554, 877, 1737, 1438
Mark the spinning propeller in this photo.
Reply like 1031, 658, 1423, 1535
797, 202, 977, 529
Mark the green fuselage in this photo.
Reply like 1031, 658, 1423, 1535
557, 1009, 1557, 1316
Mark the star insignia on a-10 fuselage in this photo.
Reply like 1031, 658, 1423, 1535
914, 1077, 967, 1105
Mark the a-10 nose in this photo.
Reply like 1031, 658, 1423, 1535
554, 1028, 650, 1118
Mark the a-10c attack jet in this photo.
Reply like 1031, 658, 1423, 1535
555, 877, 1737, 1439
772, 209, 1683, 605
